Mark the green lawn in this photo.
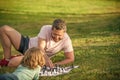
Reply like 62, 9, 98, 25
0, 0, 120, 14
0, 0, 120, 80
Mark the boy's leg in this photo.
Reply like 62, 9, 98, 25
8, 55, 24, 67
0, 73, 18, 80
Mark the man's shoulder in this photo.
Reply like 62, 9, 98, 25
42, 25, 52, 29
64, 33, 70, 39
40, 25, 52, 32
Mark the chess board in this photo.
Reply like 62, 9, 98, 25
39, 65, 79, 76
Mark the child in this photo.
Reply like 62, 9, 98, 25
0, 47, 45, 80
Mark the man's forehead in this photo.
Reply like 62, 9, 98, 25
52, 28, 65, 32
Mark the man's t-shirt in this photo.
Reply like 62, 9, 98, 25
29, 25, 73, 57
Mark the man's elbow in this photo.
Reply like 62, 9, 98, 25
70, 57, 74, 63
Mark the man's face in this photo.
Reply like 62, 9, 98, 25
51, 29, 65, 42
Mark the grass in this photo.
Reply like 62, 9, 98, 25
0, 0, 120, 80
0, 0, 120, 14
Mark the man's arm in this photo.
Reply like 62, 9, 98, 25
38, 38, 54, 67
54, 51, 74, 65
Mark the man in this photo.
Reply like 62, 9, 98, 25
0, 19, 74, 67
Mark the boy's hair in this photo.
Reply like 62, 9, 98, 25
21, 47, 45, 69
52, 19, 67, 31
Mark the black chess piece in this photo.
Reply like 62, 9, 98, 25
71, 64, 74, 68
43, 65, 47, 74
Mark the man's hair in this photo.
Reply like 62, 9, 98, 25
21, 47, 45, 69
52, 19, 67, 31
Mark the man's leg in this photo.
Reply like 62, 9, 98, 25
0, 25, 21, 59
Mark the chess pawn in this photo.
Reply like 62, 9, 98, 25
39, 72, 42, 76
71, 64, 74, 68
44, 70, 48, 76
46, 66, 51, 71
62, 68, 67, 73
56, 65, 60, 72
53, 68, 58, 76
59, 67, 63, 74
43, 65, 47, 69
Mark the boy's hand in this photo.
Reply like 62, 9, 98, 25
43, 53, 54, 68
45, 59, 54, 68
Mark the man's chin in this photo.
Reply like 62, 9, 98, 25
54, 40, 59, 42
54, 39, 59, 42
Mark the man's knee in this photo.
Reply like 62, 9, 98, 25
0, 25, 11, 30
0, 25, 10, 33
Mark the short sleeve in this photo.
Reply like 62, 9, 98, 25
63, 37, 73, 52
37, 26, 47, 39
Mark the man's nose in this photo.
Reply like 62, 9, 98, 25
56, 36, 59, 39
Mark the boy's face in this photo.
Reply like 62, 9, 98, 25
51, 28, 65, 42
